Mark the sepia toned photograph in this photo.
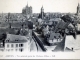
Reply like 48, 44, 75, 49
0, 0, 80, 59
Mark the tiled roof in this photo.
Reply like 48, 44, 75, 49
55, 21, 68, 29
5, 34, 29, 43
49, 18, 61, 21
49, 31, 63, 40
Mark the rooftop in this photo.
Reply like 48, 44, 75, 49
5, 34, 30, 43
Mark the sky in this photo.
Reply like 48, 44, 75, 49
0, 0, 79, 13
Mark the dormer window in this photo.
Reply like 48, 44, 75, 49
15, 40, 18, 41
6, 40, 9, 42
7, 40, 9, 42
15, 39, 19, 41
6, 39, 10, 42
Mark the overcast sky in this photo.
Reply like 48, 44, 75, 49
0, 0, 79, 13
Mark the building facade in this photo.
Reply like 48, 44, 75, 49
5, 34, 31, 52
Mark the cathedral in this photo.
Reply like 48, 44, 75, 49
22, 3, 32, 15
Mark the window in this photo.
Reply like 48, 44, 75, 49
15, 39, 18, 41
19, 48, 23, 52
6, 40, 9, 42
6, 39, 10, 42
11, 44, 13, 48
7, 44, 9, 48
7, 40, 9, 42
15, 40, 18, 41
16, 44, 18, 47
6, 49, 10, 51
19, 44, 23, 47
15, 49, 17, 51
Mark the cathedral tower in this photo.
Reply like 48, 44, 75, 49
41, 6, 44, 19
77, 3, 80, 15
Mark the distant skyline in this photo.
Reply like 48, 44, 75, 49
0, 0, 79, 13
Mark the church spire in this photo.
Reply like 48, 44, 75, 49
40, 5, 44, 19
77, 2, 80, 15
27, 2, 28, 7
42, 5, 43, 9
78, 2, 79, 7
41, 5, 44, 12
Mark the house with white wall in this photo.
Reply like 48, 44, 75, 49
4, 34, 31, 52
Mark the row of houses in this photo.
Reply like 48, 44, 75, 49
0, 19, 33, 52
